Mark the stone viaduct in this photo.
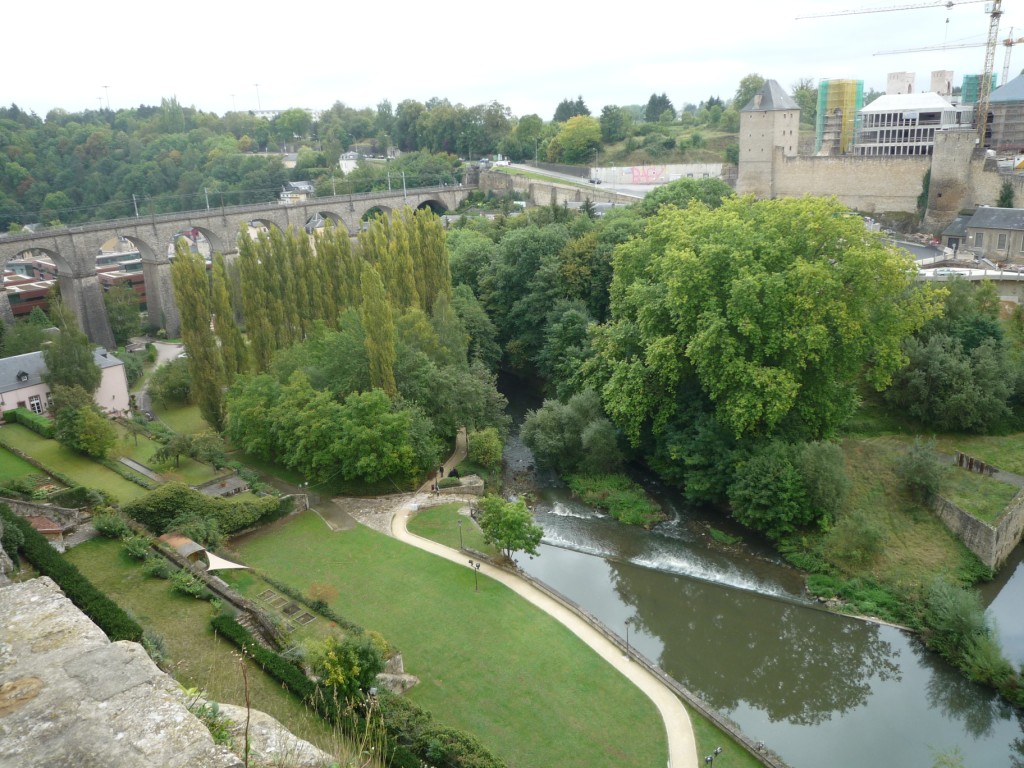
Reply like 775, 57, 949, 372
0, 185, 470, 347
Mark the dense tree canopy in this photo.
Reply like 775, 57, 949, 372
589, 197, 943, 452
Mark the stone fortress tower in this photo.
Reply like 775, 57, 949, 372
736, 81, 800, 198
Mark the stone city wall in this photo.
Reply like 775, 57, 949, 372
772, 152, 930, 214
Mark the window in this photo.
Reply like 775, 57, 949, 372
998, 233, 1008, 250
28, 395, 42, 415
975, 232, 985, 247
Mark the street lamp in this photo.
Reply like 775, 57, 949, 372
467, 559, 480, 592
458, 518, 464, 549
624, 618, 631, 660
704, 747, 722, 765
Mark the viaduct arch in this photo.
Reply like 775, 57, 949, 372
0, 186, 470, 346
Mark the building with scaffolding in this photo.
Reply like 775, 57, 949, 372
989, 74, 1024, 152
815, 80, 864, 155
961, 73, 999, 104
853, 92, 973, 156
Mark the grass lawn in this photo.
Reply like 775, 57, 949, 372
931, 433, 1024, 476
0, 425, 148, 504
113, 424, 222, 486
0, 446, 43, 484
64, 538, 347, 756
831, 438, 980, 585
230, 510, 667, 768
942, 468, 1021, 524
407, 502, 499, 556
217, 568, 340, 645
153, 402, 208, 435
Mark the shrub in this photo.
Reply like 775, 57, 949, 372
467, 427, 503, 470
49, 485, 104, 509
122, 534, 152, 560
142, 629, 169, 667
565, 474, 663, 527
5, 407, 55, 438
0, 504, 142, 642
171, 568, 209, 599
438, 477, 462, 489
728, 440, 814, 541
142, 554, 174, 579
826, 510, 886, 566
92, 510, 132, 539
414, 725, 508, 768
896, 437, 945, 504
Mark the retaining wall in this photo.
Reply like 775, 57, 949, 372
932, 488, 1024, 570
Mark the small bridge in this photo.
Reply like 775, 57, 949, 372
0, 185, 472, 346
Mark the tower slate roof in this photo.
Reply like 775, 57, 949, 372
741, 80, 799, 112
990, 73, 1024, 103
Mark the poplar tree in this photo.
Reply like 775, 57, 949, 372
238, 230, 275, 371
359, 265, 397, 397
211, 253, 248, 379
170, 243, 226, 431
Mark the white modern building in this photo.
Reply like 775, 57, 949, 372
853, 92, 973, 156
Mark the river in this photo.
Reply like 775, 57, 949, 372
500, 387, 1024, 768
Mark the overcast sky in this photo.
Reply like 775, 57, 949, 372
9, 1, 1021, 120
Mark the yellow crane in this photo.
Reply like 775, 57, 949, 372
798, 0, 1003, 146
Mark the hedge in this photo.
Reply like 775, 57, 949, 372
5, 407, 55, 438
122, 482, 286, 538
0, 504, 143, 642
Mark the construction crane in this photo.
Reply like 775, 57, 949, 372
799, 0, 1003, 146
876, 32, 1024, 84
797, 0, 985, 20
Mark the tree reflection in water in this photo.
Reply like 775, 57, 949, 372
910, 639, 1017, 739
610, 559, 901, 725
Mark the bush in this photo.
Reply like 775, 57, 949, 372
48, 485, 103, 509
565, 474, 663, 526
122, 534, 152, 560
414, 725, 508, 768
92, 510, 132, 539
142, 555, 174, 579
825, 510, 885, 566
467, 427, 503, 470
896, 437, 945, 504
0, 504, 142, 642
5, 407, 55, 438
171, 568, 209, 599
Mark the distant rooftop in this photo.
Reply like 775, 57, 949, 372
990, 73, 1024, 103
741, 80, 799, 112
860, 92, 954, 113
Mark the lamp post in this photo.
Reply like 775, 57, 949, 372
467, 559, 480, 592
458, 518, 464, 549
624, 618, 631, 660
704, 747, 722, 765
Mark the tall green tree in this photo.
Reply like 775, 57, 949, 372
553, 96, 590, 123
103, 284, 142, 346
644, 93, 675, 122
477, 495, 543, 561
211, 253, 248, 379
359, 265, 397, 397
43, 321, 101, 394
589, 196, 945, 454
170, 243, 226, 431
733, 73, 767, 109
600, 105, 631, 143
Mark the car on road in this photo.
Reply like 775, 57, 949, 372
588, 178, 602, 184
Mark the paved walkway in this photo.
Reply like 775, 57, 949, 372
389, 495, 698, 768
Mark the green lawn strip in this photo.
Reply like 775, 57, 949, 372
942, 468, 1021, 524
217, 568, 339, 645
113, 423, 222, 486
0, 446, 43, 484
0, 424, 148, 503
64, 538, 339, 753
930, 433, 1024, 476
232, 510, 667, 768
152, 402, 209, 435
686, 704, 764, 768
407, 502, 499, 556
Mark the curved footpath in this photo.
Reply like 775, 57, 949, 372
389, 493, 698, 768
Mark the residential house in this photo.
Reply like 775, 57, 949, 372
0, 348, 130, 419
959, 206, 1024, 263
279, 181, 315, 205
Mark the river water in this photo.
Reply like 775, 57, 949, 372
500, 393, 1024, 767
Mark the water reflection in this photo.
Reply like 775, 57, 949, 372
608, 558, 901, 725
